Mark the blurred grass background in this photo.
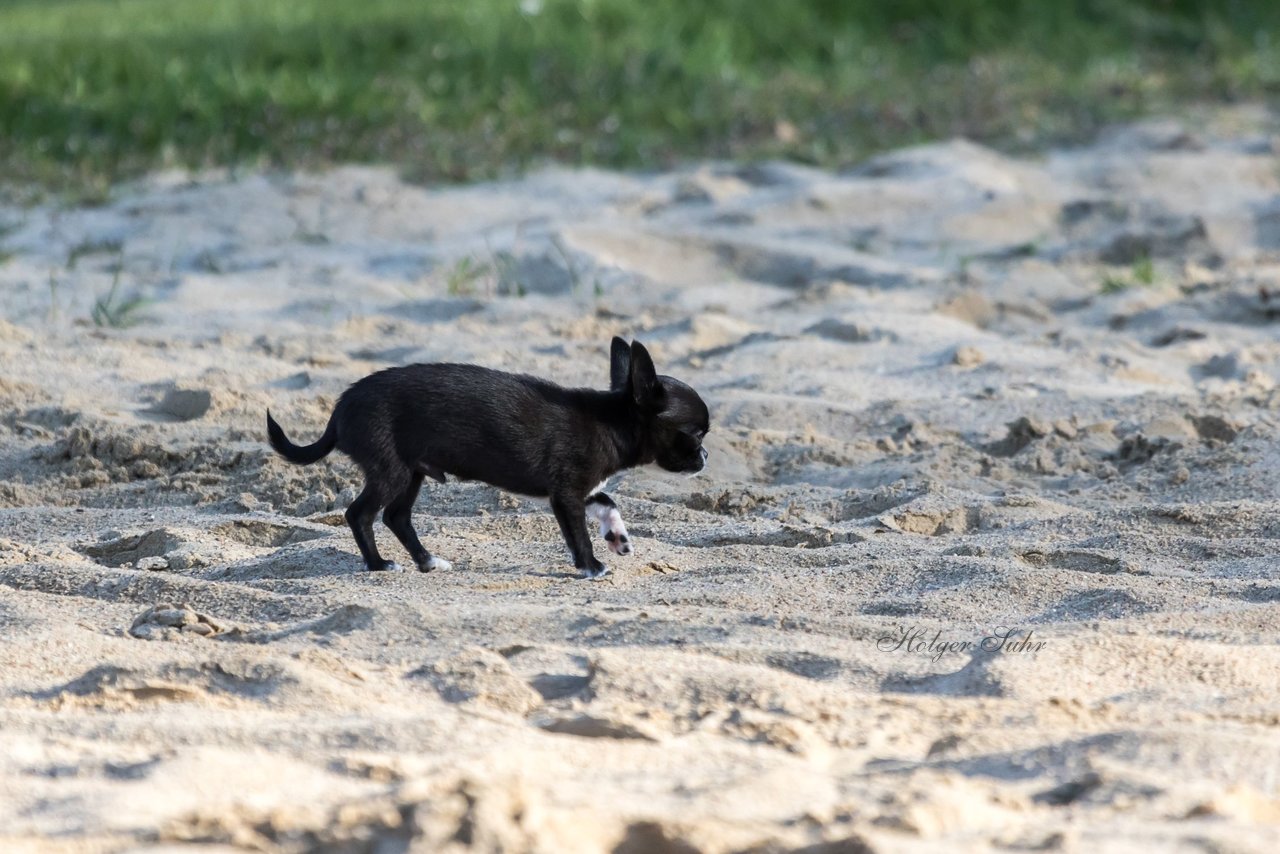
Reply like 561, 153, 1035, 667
1, 0, 1278, 193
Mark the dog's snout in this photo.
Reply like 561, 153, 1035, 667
684, 446, 709, 478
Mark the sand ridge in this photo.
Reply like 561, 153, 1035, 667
1, 110, 1279, 851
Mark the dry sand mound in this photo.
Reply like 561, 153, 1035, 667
1, 110, 1279, 851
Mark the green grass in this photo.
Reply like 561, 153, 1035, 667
1100, 256, 1160, 294
1, 0, 1279, 192
444, 256, 489, 297
91, 273, 151, 327
66, 236, 124, 269
1100, 274, 1131, 295
1132, 255, 1156, 286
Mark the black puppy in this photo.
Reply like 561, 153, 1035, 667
266, 338, 709, 578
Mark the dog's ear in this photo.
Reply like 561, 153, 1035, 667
628, 341, 663, 409
609, 336, 630, 391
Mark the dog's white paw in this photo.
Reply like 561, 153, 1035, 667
607, 533, 632, 556
585, 563, 610, 580
426, 555, 452, 572
595, 507, 633, 557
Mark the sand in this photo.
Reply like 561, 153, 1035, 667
1, 109, 1279, 852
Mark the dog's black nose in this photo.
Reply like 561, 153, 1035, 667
700, 447, 709, 462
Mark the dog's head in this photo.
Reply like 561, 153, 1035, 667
611, 337, 709, 475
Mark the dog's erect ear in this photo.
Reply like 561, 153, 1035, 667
609, 336, 630, 391
628, 340, 663, 408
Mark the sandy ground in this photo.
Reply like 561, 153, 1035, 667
2, 110, 1280, 852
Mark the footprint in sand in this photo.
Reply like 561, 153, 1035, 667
408, 647, 543, 715
212, 518, 331, 548
33, 664, 203, 709
80, 529, 186, 568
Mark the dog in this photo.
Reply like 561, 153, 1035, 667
266, 338, 709, 578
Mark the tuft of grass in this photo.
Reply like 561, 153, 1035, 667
1100, 273, 1131, 295
549, 234, 583, 296
1100, 256, 1159, 294
1132, 255, 1156, 286
491, 251, 525, 298
1, 1, 1279, 188
47, 270, 60, 322
67, 236, 124, 270
444, 256, 490, 296
91, 273, 151, 328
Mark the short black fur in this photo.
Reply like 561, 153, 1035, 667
267, 338, 709, 578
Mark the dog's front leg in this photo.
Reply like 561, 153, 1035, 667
550, 495, 608, 579
586, 492, 632, 556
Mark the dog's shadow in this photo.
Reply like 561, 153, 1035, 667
523, 564, 614, 583
526, 568, 587, 581
201, 544, 598, 585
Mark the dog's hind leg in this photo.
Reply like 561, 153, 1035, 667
346, 479, 400, 572
586, 492, 632, 556
384, 472, 451, 572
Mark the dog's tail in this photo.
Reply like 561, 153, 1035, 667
266, 410, 337, 465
